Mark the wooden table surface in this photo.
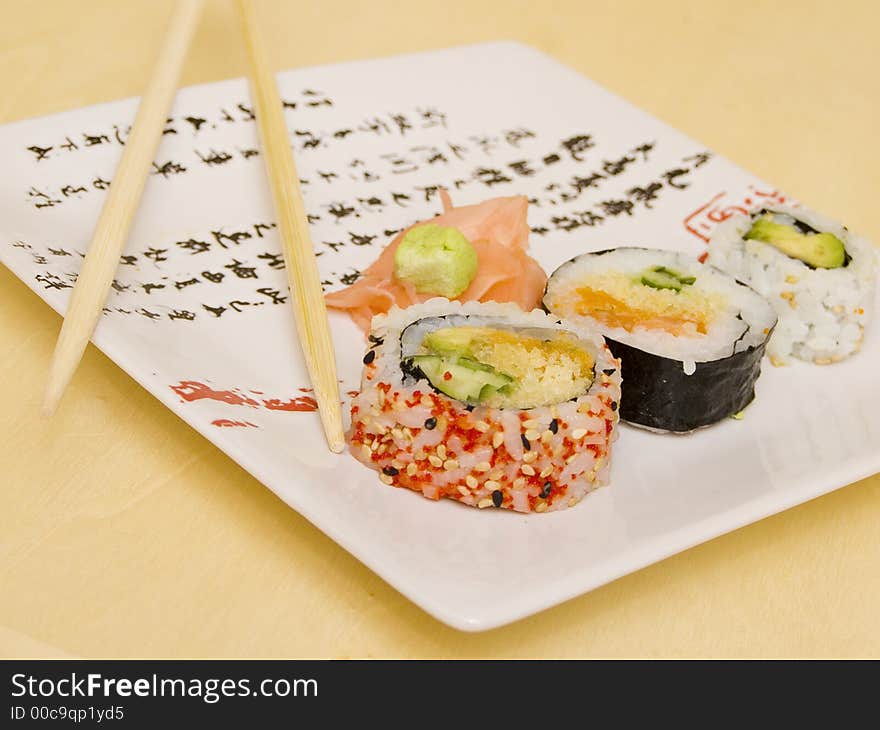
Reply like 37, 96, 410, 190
1, 0, 878, 658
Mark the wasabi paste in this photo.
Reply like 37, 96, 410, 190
393, 224, 478, 298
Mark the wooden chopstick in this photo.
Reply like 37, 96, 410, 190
42, 0, 204, 416
236, 0, 345, 453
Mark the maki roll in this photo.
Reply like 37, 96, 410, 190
708, 204, 876, 365
543, 247, 777, 432
349, 299, 621, 513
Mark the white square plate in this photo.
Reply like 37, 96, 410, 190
2, 42, 878, 630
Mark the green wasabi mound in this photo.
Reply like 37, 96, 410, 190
393, 224, 478, 298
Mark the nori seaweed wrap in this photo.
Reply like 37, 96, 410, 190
543, 247, 777, 432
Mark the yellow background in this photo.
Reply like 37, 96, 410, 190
1, 0, 878, 658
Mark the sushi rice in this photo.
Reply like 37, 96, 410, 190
348, 299, 621, 513
708, 204, 876, 365
544, 247, 776, 372
543, 247, 776, 432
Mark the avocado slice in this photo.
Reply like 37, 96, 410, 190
422, 328, 478, 357
745, 215, 846, 269
640, 266, 696, 291
408, 355, 513, 403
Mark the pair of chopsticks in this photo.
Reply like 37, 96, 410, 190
43, 0, 345, 453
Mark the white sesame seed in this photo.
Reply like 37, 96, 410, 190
522, 419, 540, 429
540, 466, 553, 478
465, 475, 478, 489
406, 463, 417, 476
521, 464, 536, 476
522, 451, 537, 463
379, 473, 393, 485
443, 459, 459, 471
485, 480, 500, 491
391, 459, 405, 470
568, 497, 579, 507
428, 455, 443, 468
474, 420, 490, 432
457, 486, 470, 497
571, 428, 588, 440
492, 432, 504, 449
525, 429, 540, 441
391, 428, 404, 440
489, 469, 504, 480
477, 498, 493, 509
360, 445, 372, 460
541, 430, 553, 444
475, 462, 491, 472
566, 454, 577, 464
414, 451, 426, 461
513, 477, 526, 488
535, 501, 548, 513
436, 444, 447, 460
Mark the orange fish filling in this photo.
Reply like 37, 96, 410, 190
573, 286, 709, 335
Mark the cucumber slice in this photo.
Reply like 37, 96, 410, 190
640, 265, 696, 290
456, 357, 495, 373
641, 268, 683, 291
408, 354, 514, 403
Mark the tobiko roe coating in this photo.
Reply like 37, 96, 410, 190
348, 299, 621, 513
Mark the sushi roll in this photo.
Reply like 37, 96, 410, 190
543, 247, 777, 432
708, 204, 876, 365
349, 299, 621, 513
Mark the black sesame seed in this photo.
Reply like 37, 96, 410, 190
368, 334, 384, 345
382, 465, 399, 477
362, 349, 376, 365
611, 401, 618, 411
464, 404, 475, 412
492, 490, 503, 507
541, 481, 552, 498
521, 434, 531, 451
424, 417, 437, 430
603, 368, 616, 376
548, 418, 559, 434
